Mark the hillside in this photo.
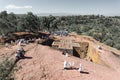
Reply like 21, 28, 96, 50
0, 11, 120, 50
0, 34, 120, 80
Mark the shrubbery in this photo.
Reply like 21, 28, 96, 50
0, 58, 18, 80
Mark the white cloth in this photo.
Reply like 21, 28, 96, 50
15, 52, 20, 57
64, 61, 67, 68
66, 53, 68, 57
78, 64, 82, 72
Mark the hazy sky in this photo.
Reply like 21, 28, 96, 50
0, 0, 120, 15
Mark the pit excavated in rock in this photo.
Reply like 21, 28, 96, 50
0, 34, 120, 80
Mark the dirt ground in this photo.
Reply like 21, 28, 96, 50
0, 35, 120, 80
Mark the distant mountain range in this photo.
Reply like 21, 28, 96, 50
16, 13, 120, 17
36, 13, 74, 16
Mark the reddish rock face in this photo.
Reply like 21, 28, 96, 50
0, 34, 120, 80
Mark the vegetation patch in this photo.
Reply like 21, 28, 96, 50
0, 11, 120, 50
0, 58, 18, 80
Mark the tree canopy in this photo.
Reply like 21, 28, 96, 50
0, 11, 120, 50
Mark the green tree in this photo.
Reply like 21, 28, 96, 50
17, 12, 40, 32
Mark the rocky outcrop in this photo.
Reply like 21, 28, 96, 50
1, 34, 120, 80
87, 44, 103, 64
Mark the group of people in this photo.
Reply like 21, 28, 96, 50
15, 47, 25, 59
64, 60, 82, 72
63, 50, 83, 73
4, 38, 28, 59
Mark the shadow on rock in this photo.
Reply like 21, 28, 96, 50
22, 56, 33, 59
64, 67, 79, 70
80, 71, 89, 74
